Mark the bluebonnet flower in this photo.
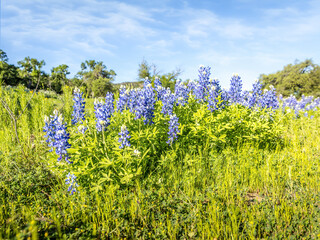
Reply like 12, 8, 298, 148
175, 80, 189, 106
228, 74, 243, 104
65, 172, 79, 195
54, 114, 72, 163
187, 80, 197, 95
43, 111, 58, 151
71, 88, 86, 125
297, 95, 313, 111
208, 78, 222, 92
259, 85, 279, 109
207, 85, 220, 112
283, 95, 298, 109
135, 83, 156, 124
94, 92, 114, 132
242, 90, 250, 106
207, 78, 225, 111
161, 89, 176, 116
154, 77, 162, 89
128, 89, 139, 113
221, 88, 229, 104
167, 114, 180, 145
281, 94, 319, 117
194, 65, 212, 101
198, 65, 211, 88
306, 97, 320, 111
193, 81, 205, 101
43, 110, 71, 163
247, 81, 262, 108
119, 125, 131, 149
154, 77, 166, 101
144, 77, 151, 87
134, 89, 144, 120
117, 85, 129, 112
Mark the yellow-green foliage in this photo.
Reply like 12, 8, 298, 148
0, 86, 320, 239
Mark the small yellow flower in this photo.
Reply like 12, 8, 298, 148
45, 232, 48, 237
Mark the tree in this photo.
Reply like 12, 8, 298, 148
77, 60, 116, 97
259, 59, 320, 98
50, 64, 70, 93
137, 59, 182, 90
0, 50, 20, 86
0, 50, 9, 62
138, 59, 159, 80
17, 57, 47, 89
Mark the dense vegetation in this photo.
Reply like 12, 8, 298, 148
0, 50, 181, 97
1, 64, 320, 239
3, 48, 320, 99
259, 59, 320, 98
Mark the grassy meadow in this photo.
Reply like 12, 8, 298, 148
1, 83, 320, 240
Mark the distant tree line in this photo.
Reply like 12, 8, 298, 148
259, 59, 320, 98
0, 49, 116, 97
0, 49, 182, 96
4, 49, 318, 98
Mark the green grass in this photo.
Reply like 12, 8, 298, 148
1, 85, 320, 239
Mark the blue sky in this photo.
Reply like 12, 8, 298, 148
1, 0, 320, 89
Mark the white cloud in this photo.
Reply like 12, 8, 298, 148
2, 0, 157, 56
2, 0, 320, 84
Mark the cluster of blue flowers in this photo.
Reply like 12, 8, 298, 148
44, 110, 78, 195
46, 65, 302, 194
193, 66, 212, 101
281, 94, 320, 118
216, 75, 279, 110
228, 74, 243, 104
247, 81, 262, 108
44, 110, 72, 164
65, 172, 79, 195
162, 89, 176, 116
167, 114, 180, 145
117, 85, 129, 112
127, 89, 139, 113
259, 86, 279, 109
71, 88, 86, 125
154, 77, 166, 101
175, 80, 190, 106
207, 78, 224, 111
119, 125, 131, 149
94, 92, 114, 132
135, 78, 156, 124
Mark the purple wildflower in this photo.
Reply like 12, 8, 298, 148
71, 88, 86, 125
228, 74, 243, 104
94, 92, 114, 132
119, 125, 131, 149
43, 110, 71, 163
65, 172, 79, 195
135, 82, 156, 124
259, 86, 279, 109
247, 81, 262, 108
161, 89, 176, 116
117, 85, 129, 112
175, 80, 189, 106
167, 114, 180, 145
